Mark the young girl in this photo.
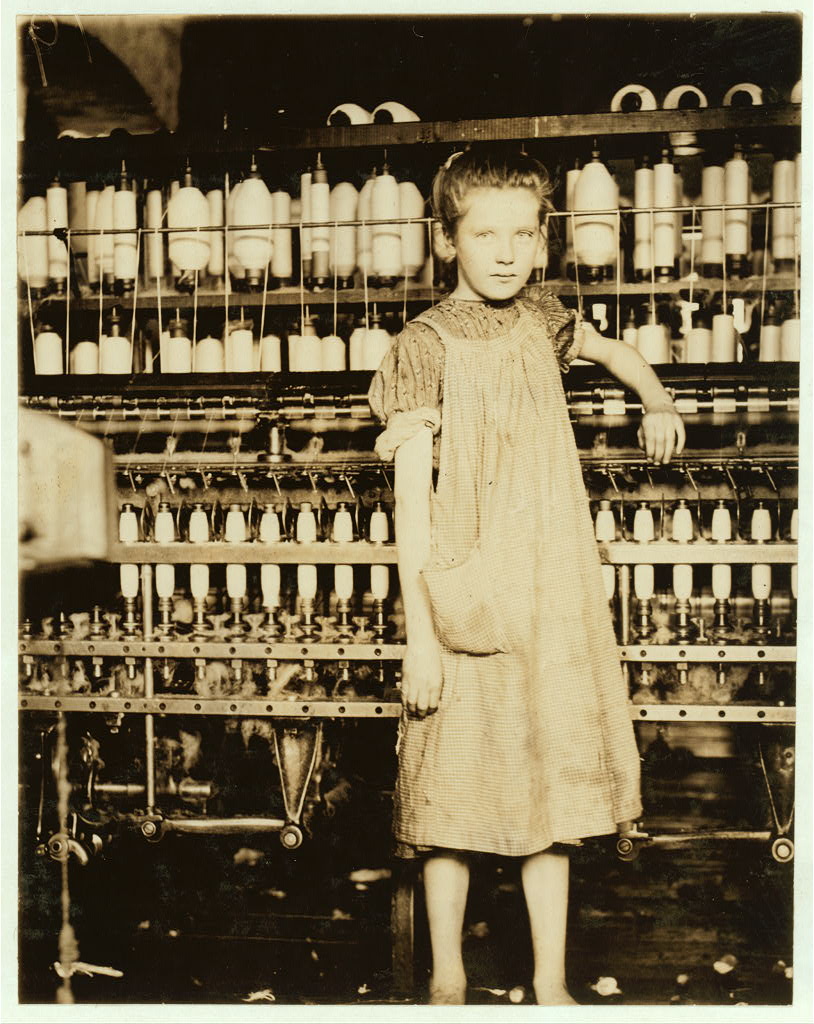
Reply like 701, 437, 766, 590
368, 148, 685, 1005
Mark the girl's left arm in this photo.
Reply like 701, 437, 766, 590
577, 326, 686, 465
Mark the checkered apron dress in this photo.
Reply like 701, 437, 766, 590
374, 295, 642, 857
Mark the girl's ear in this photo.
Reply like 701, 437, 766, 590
432, 221, 457, 263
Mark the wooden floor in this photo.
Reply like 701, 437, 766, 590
18, 759, 794, 1007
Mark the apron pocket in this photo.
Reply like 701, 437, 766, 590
422, 544, 509, 655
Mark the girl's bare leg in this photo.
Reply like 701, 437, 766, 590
423, 851, 470, 1004
521, 849, 578, 1005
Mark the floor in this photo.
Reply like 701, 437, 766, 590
18, 742, 794, 1007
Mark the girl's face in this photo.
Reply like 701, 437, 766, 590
447, 186, 545, 302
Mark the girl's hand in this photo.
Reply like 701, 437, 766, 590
400, 637, 444, 718
638, 404, 686, 465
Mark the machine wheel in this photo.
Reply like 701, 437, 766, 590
771, 836, 794, 863
280, 823, 303, 850
615, 836, 641, 862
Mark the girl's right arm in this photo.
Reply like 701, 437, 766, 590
394, 425, 443, 717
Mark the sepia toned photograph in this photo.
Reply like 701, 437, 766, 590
6, 4, 810, 1017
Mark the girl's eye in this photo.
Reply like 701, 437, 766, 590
475, 231, 494, 239
517, 230, 535, 239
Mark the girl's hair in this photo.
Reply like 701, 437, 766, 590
431, 145, 554, 240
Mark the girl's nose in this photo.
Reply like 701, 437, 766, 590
495, 239, 515, 263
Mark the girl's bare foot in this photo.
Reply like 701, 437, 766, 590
429, 971, 467, 1004
533, 982, 579, 1005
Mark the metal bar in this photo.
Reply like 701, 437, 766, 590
19, 640, 405, 659
18, 639, 795, 663
600, 542, 797, 565
18, 695, 403, 718
141, 564, 156, 815
160, 816, 286, 835
621, 645, 795, 663
17, 694, 794, 723
618, 565, 631, 694
631, 704, 794, 723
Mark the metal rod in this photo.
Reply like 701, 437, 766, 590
141, 564, 156, 814
160, 816, 286, 835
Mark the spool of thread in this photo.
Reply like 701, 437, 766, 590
711, 313, 736, 362
672, 501, 694, 543
271, 190, 293, 284
310, 157, 331, 286
363, 317, 392, 370
259, 505, 281, 543
261, 564, 281, 609
226, 323, 254, 372
633, 503, 655, 543
68, 182, 88, 254
700, 164, 725, 274
297, 564, 318, 601
371, 101, 421, 123
233, 167, 273, 287
70, 341, 99, 374
329, 181, 358, 286
34, 328, 64, 374
686, 326, 712, 363
322, 334, 347, 371
780, 318, 800, 361
610, 84, 657, 112
46, 181, 69, 289
206, 189, 225, 278
594, 500, 616, 542
369, 504, 389, 543
113, 180, 138, 287
161, 322, 192, 374
145, 188, 164, 280
711, 502, 732, 543
85, 189, 100, 285
349, 323, 366, 370
296, 502, 317, 543
119, 504, 140, 543
673, 564, 693, 600
759, 306, 781, 362
751, 564, 771, 600
622, 311, 638, 348
225, 503, 247, 543
288, 331, 322, 372
154, 504, 176, 544
572, 150, 617, 281
195, 335, 225, 372
168, 174, 210, 273
327, 102, 373, 125
751, 503, 772, 542
371, 165, 402, 281
120, 564, 140, 600
771, 158, 796, 267
261, 334, 282, 372
189, 504, 210, 543
94, 185, 116, 284
791, 80, 802, 104
637, 323, 670, 364
226, 563, 247, 601
399, 180, 426, 278
723, 83, 763, 107
100, 334, 131, 374
190, 563, 209, 601
300, 170, 313, 272
633, 157, 654, 278
712, 564, 732, 601
18, 196, 49, 289
724, 146, 750, 275
357, 172, 376, 276
653, 150, 676, 278
662, 85, 708, 109
601, 565, 616, 601
634, 564, 655, 601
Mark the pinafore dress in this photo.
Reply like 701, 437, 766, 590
369, 290, 641, 857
